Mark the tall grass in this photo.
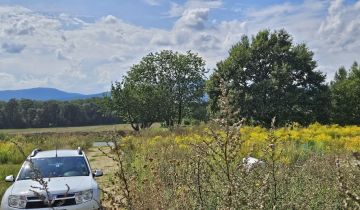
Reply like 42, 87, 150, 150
1, 122, 360, 208
98, 84, 360, 208
0, 164, 21, 201
98, 124, 360, 209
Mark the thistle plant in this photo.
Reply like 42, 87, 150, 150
189, 78, 270, 209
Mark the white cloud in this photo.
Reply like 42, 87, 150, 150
1, 42, 26, 53
0, 72, 48, 90
186, 0, 223, 9
247, 3, 295, 18
168, 0, 222, 17
0, 1, 359, 93
109, 55, 125, 63
238, 0, 360, 81
55, 49, 68, 60
356, 0, 360, 9
144, 0, 162, 6
175, 8, 210, 30
168, 2, 184, 17
4, 19, 35, 35
318, 0, 360, 51
101, 15, 118, 24
0, 72, 16, 86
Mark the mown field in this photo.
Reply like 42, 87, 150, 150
0, 123, 133, 134
1, 123, 360, 209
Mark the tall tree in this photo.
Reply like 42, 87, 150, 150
109, 50, 206, 130
108, 81, 164, 131
207, 29, 330, 126
39, 101, 61, 127
3, 99, 24, 128
61, 103, 82, 126
330, 62, 360, 125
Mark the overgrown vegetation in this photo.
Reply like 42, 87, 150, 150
97, 123, 360, 209
97, 79, 360, 209
1, 121, 360, 208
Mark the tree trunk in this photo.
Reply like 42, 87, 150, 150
140, 121, 153, 129
130, 123, 139, 131
177, 100, 182, 125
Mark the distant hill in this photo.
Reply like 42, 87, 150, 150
0, 87, 107, 101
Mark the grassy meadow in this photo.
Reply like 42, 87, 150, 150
0, 123, 133, 134
0, 123, 360, 209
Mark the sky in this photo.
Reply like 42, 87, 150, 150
0, 0, 359, 94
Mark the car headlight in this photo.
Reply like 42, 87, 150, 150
8, 195, 27, 209
75, 189, 93, 204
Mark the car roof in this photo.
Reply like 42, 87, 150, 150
31, 150, 83, 158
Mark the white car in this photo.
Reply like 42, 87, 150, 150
1, 148, 103, 210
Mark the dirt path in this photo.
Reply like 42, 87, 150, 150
86, 146, 116, 187
87, 146, 127, 209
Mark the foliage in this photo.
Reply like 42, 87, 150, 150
107, 80, 165, 131
330, 62, 360, 125
1, 123, 360, 209
99, 122, 360, 209
108, 50, 207, 130
0, 98, 120, 129
207, 29, 330, 127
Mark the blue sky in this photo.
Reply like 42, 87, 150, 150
0, 0, 359, 93
0, 0, 309, 28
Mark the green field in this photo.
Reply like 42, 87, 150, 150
0, 124, 132, 134
1, 124, 360, 209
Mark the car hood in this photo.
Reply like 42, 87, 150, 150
11, 176, 94, 195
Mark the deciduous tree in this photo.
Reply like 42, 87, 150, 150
207, 29, 330, 126
109, 50, 206, 130
331, 62, 360, 125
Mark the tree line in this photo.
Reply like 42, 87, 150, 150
1, 29, 358, 129
106, 29, 360, 129
331, 62, 360, 125
0, 98, 120, 129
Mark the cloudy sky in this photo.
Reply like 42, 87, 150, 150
0, 0, 359, 94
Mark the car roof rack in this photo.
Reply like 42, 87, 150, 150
30, 148, 41, 157
77, 147, 83, 155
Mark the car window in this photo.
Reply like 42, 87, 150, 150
18, 156, 90, 180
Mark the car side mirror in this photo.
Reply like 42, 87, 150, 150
5, 175, 14, 182
93, 169, 103, 177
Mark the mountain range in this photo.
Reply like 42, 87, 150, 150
0, 87, 106, 101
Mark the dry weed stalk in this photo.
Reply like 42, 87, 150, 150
190, 78, 274, 209
98, 132, 134, 210
336, 155, 360, 209
268, 117, 279, 209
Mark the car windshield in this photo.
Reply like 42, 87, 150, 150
18, 157, 90, 180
